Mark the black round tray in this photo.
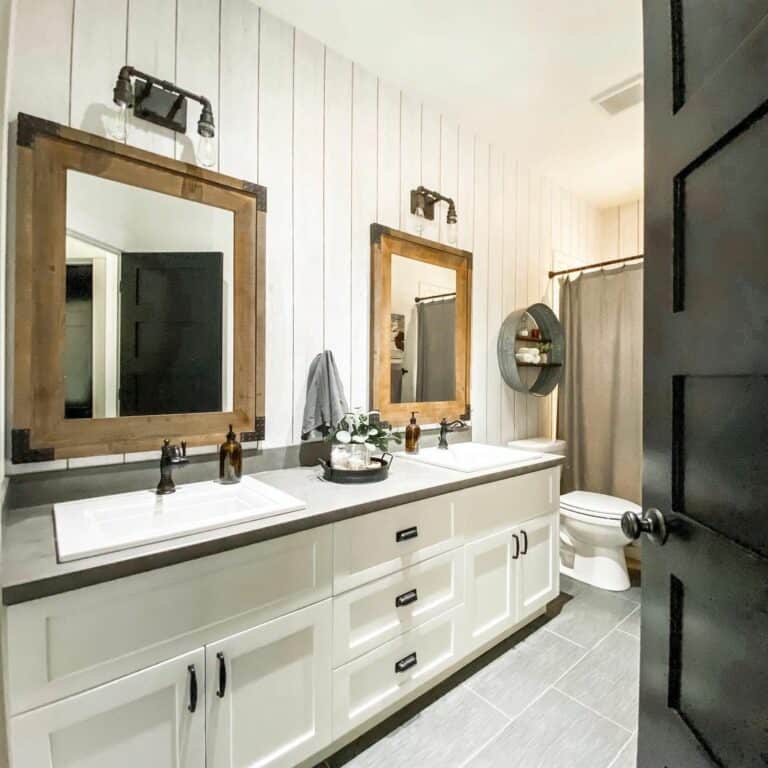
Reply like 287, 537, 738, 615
318, 453, 393, 484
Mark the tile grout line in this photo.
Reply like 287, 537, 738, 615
457, 719, 513, 768
605, 729, 637, 768
552, 686, 634, 735
614, 626, 639, 640
461, 681, 514, 722
542, 625, 587, 648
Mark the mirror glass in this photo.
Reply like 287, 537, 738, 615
390, 253, 457, 403
64, 170, 234, 419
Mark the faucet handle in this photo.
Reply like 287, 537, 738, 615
180, 440, 187, 458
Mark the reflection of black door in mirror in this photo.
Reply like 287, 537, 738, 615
119, 252, 223, 416
64, 265, 94, 419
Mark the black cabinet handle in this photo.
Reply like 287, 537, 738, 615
187, 665, 198, 713
396, 526, 418, 542
216, 652, 227, 698
521, 530, 529, 555
395, 588, 418, 607
512, 533, 520, 560
395, 651, 418, 673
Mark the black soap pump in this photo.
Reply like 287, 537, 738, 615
405, 412, 421, 454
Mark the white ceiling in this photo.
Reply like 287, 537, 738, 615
255, 0, 643, 208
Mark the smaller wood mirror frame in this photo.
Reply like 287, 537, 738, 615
12, 113, 266, 462
371, 224, 471, 426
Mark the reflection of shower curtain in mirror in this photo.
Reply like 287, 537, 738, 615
416, 298, 456, 401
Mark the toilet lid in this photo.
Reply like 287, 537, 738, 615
560, 491, 640, 520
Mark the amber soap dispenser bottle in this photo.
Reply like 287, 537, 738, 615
405, 411, 421, 454
219, 424, 243, 484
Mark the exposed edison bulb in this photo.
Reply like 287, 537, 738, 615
446, 219, 458, 245
108, 102, 128, 142
197, 134, 216, 168
413, 205, 425, 235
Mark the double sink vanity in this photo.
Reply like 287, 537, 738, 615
2, 444, 563, 768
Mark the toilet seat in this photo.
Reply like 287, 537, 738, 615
560, 491, 639, 522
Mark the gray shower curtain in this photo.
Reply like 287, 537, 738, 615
416, 297, 455, 401
557, 265, 643, 503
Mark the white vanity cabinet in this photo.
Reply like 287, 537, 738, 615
10, 648, 206, 768
4, 465, 560, 768
205, 600, 332, 768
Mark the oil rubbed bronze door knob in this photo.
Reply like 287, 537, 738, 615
621, 508, 668, 545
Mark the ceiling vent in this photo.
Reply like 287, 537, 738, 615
591, 74, 643, 115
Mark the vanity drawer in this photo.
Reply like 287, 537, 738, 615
332, 549, 464, 667
457, 467, 559, 542
6, 526, 332, 715
333, 495, 459, 594
332, 604, 463, 738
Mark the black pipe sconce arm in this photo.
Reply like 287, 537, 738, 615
410, 185, 458, 223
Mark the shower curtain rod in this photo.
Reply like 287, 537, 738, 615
414, 291, 456, 303
548, 254, 643, 278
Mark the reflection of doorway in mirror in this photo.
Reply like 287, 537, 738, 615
65, 232, 120, 418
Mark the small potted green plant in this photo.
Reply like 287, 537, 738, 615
327, 409, 401, 470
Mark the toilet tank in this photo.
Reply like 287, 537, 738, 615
507, 437, 566, 456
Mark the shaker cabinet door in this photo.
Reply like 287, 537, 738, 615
206, 600, 333, 768
463, 528, 519, 652
516, 513, 559, 619
10, 648, 205, 768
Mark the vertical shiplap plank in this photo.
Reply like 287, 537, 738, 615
377, 80, 400, 227
70, 0, 127, 136
514, 166, 530, 438
258, 11, 294, 445
438, 116, 458, 245
350, 64, 377, 410
219, 0, 259, 180
551, 184, 562, 256
560, 189, 572, 261
500, 155, 517, 443
127, 0, 176, 156
9, 0, 73, 122
600, 207, 619, 262
399, 93, 420, 232
457, 126, 474, 252
539, 178, 554, 438
324, 48, 353, 402
176, 0, 220, 165
619, 200, 639, 258
638, 197, 645, 253
291, 30, 325, 443
485, 146, 503, 445
527, 173, 541, 438
470, 139, 489, 441
420, 105, 440, 242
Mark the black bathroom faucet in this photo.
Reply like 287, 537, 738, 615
156, 439, 188, 494
438, 418, 467, 450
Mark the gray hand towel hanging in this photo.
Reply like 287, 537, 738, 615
301, 350, 350, 440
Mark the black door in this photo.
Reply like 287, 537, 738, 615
119, 252, 223, 416
634, 3, 768, 766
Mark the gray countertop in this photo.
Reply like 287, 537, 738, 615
1, 454, 564, 605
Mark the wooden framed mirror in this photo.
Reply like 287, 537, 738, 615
370, 224, 471, 426
12, 113, 266, 462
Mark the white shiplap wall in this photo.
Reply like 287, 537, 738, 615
4, 0, 599, 469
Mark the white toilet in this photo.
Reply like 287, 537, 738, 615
507, 438, 637, 592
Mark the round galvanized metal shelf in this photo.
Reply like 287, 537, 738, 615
497, 303, 565, 396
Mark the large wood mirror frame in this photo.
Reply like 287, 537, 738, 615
12, 113, 266, 462
370, 224, 471, 427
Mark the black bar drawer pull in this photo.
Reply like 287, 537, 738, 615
512, 533, 520, 560
395, 651, 418, 673
216, 652, 227, 698
396, 526, 418, 542
187, 665, 198, 713
395, 588, 418, 607
521, 530, 529, 555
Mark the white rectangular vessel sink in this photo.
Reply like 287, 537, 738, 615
54, 477, 306, 563
401, 442, 542, 473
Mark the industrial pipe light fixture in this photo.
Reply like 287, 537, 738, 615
410, 186, 458, 244
109, 65, 217, 167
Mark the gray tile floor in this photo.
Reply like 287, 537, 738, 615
335, 574, 640, 768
